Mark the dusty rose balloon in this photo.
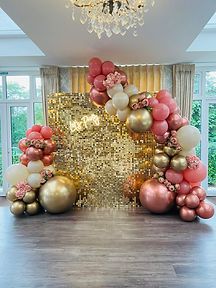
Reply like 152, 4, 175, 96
190, 182, 201, 187
43, 139, 56, 155
159, 98, 177, 114
149, 97, 159, 108
183, 162, 207, 183
26, 147, 43, 161
154, 132, 170, 144
156, 90, 172, 102
87, 73, 94, 85
181, 118, 189, 127
20, 153, 29, 166
196, 202, 214, 219
165, 169, 183, 184
18, 138, 28, 152
118, 70, 128, 86
42, 154, 53, 166
185, 194, 200, 209
176, 194, 186, 207
190, 186, 206, 201
27, 131, 43, 140
152, 103, 170, 121
178, 180, 191, 195
151, 120, 168, 136
140, 179, 175, 214
102, 61, 115, 76
41, 126, 53, 139
88, 57, 102, 77
94, 74, 106, 92
31, 125, 42, 132
167, 113, 182, 130
180, 206, 197, 222
26, 128, 32, 137
90, 87, 110, 107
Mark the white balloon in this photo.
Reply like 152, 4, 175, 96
27, 160, 44, 173
176, 125, 201, 150
112, 91, 129, 111
44, 165, 55, 173
105, 99, 117, 116
4, 164, 29, 185
124, 84, 139, 97
27, 173, 42, 189
107, 84, 123, 98
179, 148, 196, 157
117, 107, 131, 122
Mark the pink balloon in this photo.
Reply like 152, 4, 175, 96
26, 128, 32, 137
152, 103, 170, 121
156, 90, 172, 102
94, 74, 106, 92
18, 138, 28, 152
89, 57, 102, 77
87, 74, 95, 85
190, 182, 201, 187
140, 179, 175, 214
196, 201, 214, 219
185, 194, 200, 209
165, 169, 183, 184
174, 106, 180, 114
27, 131, 43, 140
149, 97, 159, 108
178, 180, 191, 195
42, 154, 53, 166
26, 147, 43, 161
181, 118, 189, 127
20, 153, 29, 166
183, 161, 207, 183
43, 139, 56, 155
41, 126, 53, 139
102, 61, 115, 76
90, 87, 110, 107
180, 206, 197, 222
118, 70, 128, 86
167, 113, 182, 130
176, 194, 186, 207
160, 98, 177, 114
190, 186, 206, 201
154, 132, 170, 144
31, 125, 42, 132
151, 120, 168, 136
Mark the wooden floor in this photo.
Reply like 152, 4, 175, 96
0, 198, 216, 288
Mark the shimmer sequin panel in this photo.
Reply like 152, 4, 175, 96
47, 93, 156, 207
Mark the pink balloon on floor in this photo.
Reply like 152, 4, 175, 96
90, 87, 110, 107
152, 103, 170, 121
102, 61, 115, 76
185, 194, 200, 209
183, 161, 207, 183
178, 180, 191, 195
190, 186, 206, 201
167, 113, 182, 130
165, 169, 183, 184
180, 206, 197, 222
94, 74, 106, 92
196, 202, 214, 219
176, 194, 186, 207
151, 120, 168, 136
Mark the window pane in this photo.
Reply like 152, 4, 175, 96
194, 74, 200, 95
6, 76, 30, 99
0, 76, 2, 99
208, 104, 216, 191
34, 103, 44, 125
10, 106, 28, 164
205, 71, 216, 97
36, 77, 42, 98
0, 113, 2, 188
191, 100, 201, 158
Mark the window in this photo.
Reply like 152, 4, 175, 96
192, 68, 216, 195
0, 70, 44, 195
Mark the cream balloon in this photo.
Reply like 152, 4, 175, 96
112, 91, 129, 111
27, 160, 44, 173
124, 84, 139, 97
27, 173, 42, 188
4, 164, 29, 185
179, 149, 196, 157
44, 165, 55, 173
107, 84, 123, 98
176, 125, 201, 150
117, 107, 131, 122
105, 99, 117, 116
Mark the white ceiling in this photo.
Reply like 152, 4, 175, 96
0, 0, 216, 66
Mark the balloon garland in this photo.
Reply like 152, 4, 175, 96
87, 57, 215, 222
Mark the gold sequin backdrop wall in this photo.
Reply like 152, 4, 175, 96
47, 65, 162, 207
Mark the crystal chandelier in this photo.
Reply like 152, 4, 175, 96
65, 0, 155, 38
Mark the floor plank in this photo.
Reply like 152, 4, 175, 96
0, 198, 216, 288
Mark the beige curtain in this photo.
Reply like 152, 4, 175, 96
40, 66, 60, 124
173, 64, 195, 120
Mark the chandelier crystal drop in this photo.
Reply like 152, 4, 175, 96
65, 0, 155, 39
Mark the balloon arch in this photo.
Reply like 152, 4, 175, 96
4, 57, 215, 222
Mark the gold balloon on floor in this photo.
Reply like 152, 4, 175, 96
39, 176, 77, 214
23, 190, 36, 204
6, 186, 18, 202
170, 155, 188, 171
26, 201, 40, 215
126, 109, 153, 133
153, 152, 170, 169
10, 200, 26, 216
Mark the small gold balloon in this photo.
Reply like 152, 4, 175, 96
126, 109, 153, 133
39, 176, 77, 214
6, 186, 18, 202
10, 200, 25, 216
164, 146, 179, 157
153, 152, 170, 169
129, 94, 140, 108
26, 201, 40, 215
151, 164, 166, 173
23, 191, 36, 204
155, 147, 164, 154
170, 155, 188, 171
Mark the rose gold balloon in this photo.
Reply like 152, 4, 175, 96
176, 194, 186, 207
20, 153, 29, 166
119, 70, 127, 86
181, 118, 189, 127
167, 113, 182, 130
42, 154, 53, 166
26, 147, 43, 161
190, 186, 206, 201
140, 179, 176, 214
196, 201, 214, 219
180, 206, 197, 222
90, 87, 110, 107
154, 132, 170, 144
18, 138, 28, 152
185, 194, 200, 209
123, 173, 146, 202
43, 139, 56, 155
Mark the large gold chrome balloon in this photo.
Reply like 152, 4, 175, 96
23, 190, 36, 204
163, 146, 179, 157
6, 186, 18, 202
126, 109, 153, 133
153, 152, 170, 169
39, 176, 77, 214
10, 200, 25, 216
26, 201, 40, 215
170, 155, 188, 171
